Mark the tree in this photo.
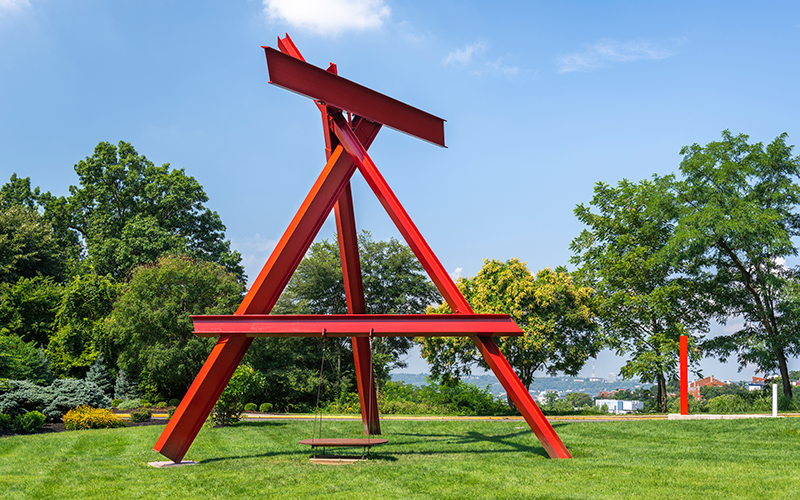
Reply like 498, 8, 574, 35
85, 355, 114, 397
38, 141, 243, 281
46, 274, 118, 379
565, 392, 593, 408
419, 259, 600, 402
672, 131, 800, 398
113, 370, 139, 401
0, 202, 68, 283
106, 254, 244, 401
271, 231, 440, 391
570, 176, 709, 412
0, 276, 63, 348
0, 332, 52, 385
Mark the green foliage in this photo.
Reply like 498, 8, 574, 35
707, 394, 753, 414
571, 175, 709, 412
243, 403, 257, 412
0, 332, 52, 385
0, 276, 62, 348
168, 398, 180, 407
107, 254, 244, 401
11, 410, 46, 433
672, 131, 800, 398
377, 380, 511, 416
667, 395, 708, 414
258, 402, 273, 413
0, 201, 68, 284
39, 141, 243, 281
113, 370, 139, 401
0, 413, 11, 429
154, 402, 166, 409
117, 399, 141, 411
0, 379, 51, 417
46, 274, 118, 379
42, 378, 111, 421
84, 355, 114, 397
420, 259, 599, 399
565, 392, 594, 408
111, 399, 122, 408
212, 364, 264, 426
129, 408, 151, 423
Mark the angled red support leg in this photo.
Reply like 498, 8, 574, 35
154, 335, 253, 462
473, 336, 572, 459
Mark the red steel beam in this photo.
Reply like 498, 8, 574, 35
473, 336, 572, 459
154, 335, 253, 463
330, 111, 473, 314
264, 47, 446, 147
680, 335, 688, 415
237, 119, 381, 315
191, 314, 522, 337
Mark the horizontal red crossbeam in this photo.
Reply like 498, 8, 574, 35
191, 314, 522, 338
264, 47, 446, 147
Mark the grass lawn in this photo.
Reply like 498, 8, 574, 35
1, 417, 799, 499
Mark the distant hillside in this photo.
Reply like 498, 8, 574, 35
390, 373, 653, 398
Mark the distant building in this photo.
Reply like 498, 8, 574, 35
598, 390, 619, 399
595, 399, 643, 414
749, 376, 768, 391
606, 372, 617, 383
688, 376, 727, 399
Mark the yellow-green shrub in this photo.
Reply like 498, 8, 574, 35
63, 405, 126, 430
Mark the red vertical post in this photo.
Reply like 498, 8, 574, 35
680, 335, 688, 415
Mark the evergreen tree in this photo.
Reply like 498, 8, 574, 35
114, 369, 139, 400
85, 355, 114, 397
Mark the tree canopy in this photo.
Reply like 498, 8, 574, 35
570, 176, 709, 411
419, 259, 599, 398
671, 130, 800, 397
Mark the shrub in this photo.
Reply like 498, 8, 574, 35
85, 355, 114, 397
64, 406, 125, 430
113, 370, 139, 401
167, 408, 176, 420
244, 403, 257, 412
111, 399, 122, 408
155, 402, 167, 409
139, 399, 151, 408
129, 409, 152, 423
0, 413, 12, 429
117, 399, 141, 410
43, 379, 111, 421
708, 394, 751, 414
212, 364, 263, 426
0, 380, 50, 417
258, 403, 273, 413
12, 411, 46, 433
168, 398, 180, 407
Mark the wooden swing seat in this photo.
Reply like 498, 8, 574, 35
299, 438, 388, 449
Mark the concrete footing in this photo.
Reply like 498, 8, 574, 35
147, 460, 199, 468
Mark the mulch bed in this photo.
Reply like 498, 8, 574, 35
0, 417, 169, 437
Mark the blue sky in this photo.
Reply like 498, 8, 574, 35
2, 1, 799, 383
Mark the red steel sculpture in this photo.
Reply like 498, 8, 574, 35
153, 34, 573, 462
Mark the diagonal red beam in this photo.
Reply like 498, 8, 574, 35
264, 47, 446, 148
473, 336, 572, 459
329, 111, 473, 314
191, 314, 523, 337
237, 119, 381, 315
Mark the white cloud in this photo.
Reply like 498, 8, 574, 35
262, 0, 390, 37
0, 0, 30, 13
444, 41, 487, 66
230, 234, 277, 285
444, 40, 520, 76
557, 38, 680, 73
451, 267, 463, 280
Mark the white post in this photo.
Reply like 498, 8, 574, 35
773, 383, 778, 417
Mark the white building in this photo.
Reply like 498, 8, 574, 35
595, 399, 643, 414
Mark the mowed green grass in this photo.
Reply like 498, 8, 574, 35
1, 418, 799, 499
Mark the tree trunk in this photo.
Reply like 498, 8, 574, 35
776, 347, 793, 398
657, 372, 667, 413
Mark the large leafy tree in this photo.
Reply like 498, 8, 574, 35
38, 141, 243, 281
0, 202, 69, 283
0, 276, 63, 348
105, 254, 244, 401
271, 231, 441, 389
671, 130, 800, 397
419, 259, 599, 401
570, 176, 709, 412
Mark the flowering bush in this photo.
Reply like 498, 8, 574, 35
64, 405, 125, 430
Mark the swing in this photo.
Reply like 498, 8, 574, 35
299, 329, 388, 462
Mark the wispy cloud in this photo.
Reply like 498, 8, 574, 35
451, 267, 463, 280
444, 40, 519, 76
262, 0, 390, 37
0, 0, 30, 14
557, 38, 681, 73
230, 233, 277, 285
